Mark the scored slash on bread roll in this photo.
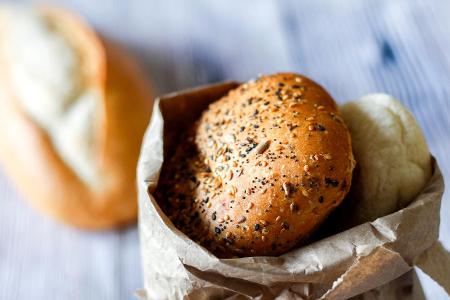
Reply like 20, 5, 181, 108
156, 73, 355, 257
340, 94, 432, 225
0, 6, 153, 229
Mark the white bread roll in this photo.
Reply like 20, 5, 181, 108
0, 6, 153, 229
340, 94, 432, 224
2, 7, 99, 183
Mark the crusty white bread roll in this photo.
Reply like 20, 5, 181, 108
340, 94, 431, 225
156, 73, 355, 257
0, 6, 153, 229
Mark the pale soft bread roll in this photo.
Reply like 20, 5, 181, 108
0, 6, 153, 229
340, 94, 431, 225
156, 73, 355, 257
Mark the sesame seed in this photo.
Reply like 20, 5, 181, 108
228, 186, 237, 196
324, 153, 332, 160
218, 218, 224, 223
302, 189, 309, 197
282, 182, 291, 196
217, 147, 225, 156
261, 236, 266, 242
213, 177, 222, 188
254, 140, 271, 155
247, 202, 254, 210
275, 216, 281, 222
290, 203, 299, 212
225, 214, 230, 221
237, 216, 246, 223
225, 134, 236, 143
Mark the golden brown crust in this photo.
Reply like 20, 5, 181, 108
156, 73, 354, 257
0, 7, 153, 229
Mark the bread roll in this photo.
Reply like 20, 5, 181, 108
156, 73, 355, 257
340, 94, 431, 225
0, 6, 153, 229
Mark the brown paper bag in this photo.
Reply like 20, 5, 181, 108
137, 82, 449, 300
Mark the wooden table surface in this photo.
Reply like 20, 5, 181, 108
0, 0, 449, 299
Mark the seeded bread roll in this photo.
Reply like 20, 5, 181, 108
156, 73, 355, 257
0, 6, 152, 229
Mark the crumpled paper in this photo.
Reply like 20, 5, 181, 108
137, 82, 448, 300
